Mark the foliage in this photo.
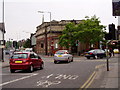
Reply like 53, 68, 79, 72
23, 39, 31, 48
59, 23, 77, 48
5, 41, 12, 49
59, 15, 106, 48
76, 15, 106, 45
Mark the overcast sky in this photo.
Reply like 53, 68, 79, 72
0, 0, 119, 41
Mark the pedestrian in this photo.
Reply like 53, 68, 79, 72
109, 48, 114, 56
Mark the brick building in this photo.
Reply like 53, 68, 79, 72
35, 20, 82, 55
35, 20, 100, 55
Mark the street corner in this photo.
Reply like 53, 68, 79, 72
89, 63, 118, 88
81, 63, 107, 88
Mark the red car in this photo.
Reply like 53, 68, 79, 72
10, 52, 44, 73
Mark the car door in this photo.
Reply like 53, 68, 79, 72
38, 56, 42, 67
96, 50, 102, 57
34, 54, 41, 68
30, 54, 37, 68
67, 52, 72, 60
100, 50, 106, 57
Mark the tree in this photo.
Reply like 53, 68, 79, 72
76, 15, 106, 49
59, 23, 77, 49
59, 15, 106, 50
23, 39, 31, 48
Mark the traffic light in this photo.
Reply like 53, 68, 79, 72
109, 23, 116, 40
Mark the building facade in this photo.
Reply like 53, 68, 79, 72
35, 20, 101, 55
35, 20, 82, 55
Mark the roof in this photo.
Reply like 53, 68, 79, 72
0, 23, 5, 33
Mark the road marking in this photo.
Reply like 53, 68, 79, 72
0, 73, 38, 86
37, 80, 61, 87
80, 71, 96, 89
80, 64, 106, 89
85, 72, 97, 88
0, 73, 38, 76
46, 74, 54, 78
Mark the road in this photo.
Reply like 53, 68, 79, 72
1, 55, 118, 89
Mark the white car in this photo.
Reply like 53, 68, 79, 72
54, 50, 73, 64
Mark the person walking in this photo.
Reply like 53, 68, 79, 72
110, 48, 114, 57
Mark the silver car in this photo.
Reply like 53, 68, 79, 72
54, 50, 73, 64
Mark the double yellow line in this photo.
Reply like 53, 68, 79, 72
79, 64, 105, 89
80, 71, 97, 89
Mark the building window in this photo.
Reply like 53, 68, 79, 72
41, 43, 44, 48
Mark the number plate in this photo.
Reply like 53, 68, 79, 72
15, 61, 22, 63
58, 55, 62, 57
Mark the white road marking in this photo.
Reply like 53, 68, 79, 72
37, 80, 61, 87
46, 74, 54, 78
0, 73, 38, 86
0, 73, 38, 76
55, 74, 79, 80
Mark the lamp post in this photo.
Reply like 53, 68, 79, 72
2, 0, 5, 62
38, 11, 51, 31
38, 11, 52, 55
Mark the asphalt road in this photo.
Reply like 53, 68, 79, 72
1, 56, 118, 89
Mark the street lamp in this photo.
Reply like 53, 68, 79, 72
2, 0, 5, 62
38, 11, 52, 55
38, 11, 51, 32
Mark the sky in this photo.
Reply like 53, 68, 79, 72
0, 0, 119, 41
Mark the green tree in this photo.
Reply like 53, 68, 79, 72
23, 39, 31, 48
59, 22, 77, 49
59, 15, 106, 50
76, 15, 106, 49
5, 41, 12, 49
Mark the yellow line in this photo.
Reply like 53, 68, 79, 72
85, 72, 97, 88
80, 71, 96, 89
80, 64, 106, 89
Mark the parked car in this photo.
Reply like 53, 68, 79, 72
10, 52, 44, 73
54, 50, 73, 64
85, 49, 106, 59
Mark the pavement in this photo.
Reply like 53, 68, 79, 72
0, 54, 119, 88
